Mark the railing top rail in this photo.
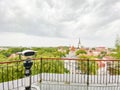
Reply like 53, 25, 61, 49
0, 59, 25, 64
0, 57, 120, 65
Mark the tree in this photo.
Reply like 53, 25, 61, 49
76, 49, 87, 55
115, 34, 120, 51
78, 55, 99, 75
110, 35, 120, 59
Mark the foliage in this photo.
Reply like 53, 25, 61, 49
32, 60, 68, 75
0, 59, 68, 83
32, 47, 66, 58
115, 35, 120, 51
0, 47, 67, 62
78, 55, 99, 75
78, 60, 98, 75
0, 47, 69, 83
107, 62, 120, 75
40, 60, 68, 73
0, 54, 7, 61
97, 51, 107, 59
0, 62, 24, 82
109, 35, 120, 59
76, 49, 87, 55
110, 52, 120, 59
0, 47, 27, 61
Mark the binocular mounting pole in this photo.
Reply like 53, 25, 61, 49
23, 58, 33, 90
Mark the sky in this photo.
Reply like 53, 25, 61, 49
0, 0, 120, 48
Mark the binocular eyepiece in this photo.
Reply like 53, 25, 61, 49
17, 50, 36, 57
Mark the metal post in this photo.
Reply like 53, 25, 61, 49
24, 58, 33, 90
39, 58, 42, 83
87, 59, 89, 86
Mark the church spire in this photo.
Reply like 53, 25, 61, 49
78, 38, 82, 49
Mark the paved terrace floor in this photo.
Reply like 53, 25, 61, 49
1, 73, 120, 90
12, 83, 120, 90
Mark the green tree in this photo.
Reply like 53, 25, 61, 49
110, 35, 120, 59
76, 49, 87, 55
78, 56, 99, 75
115, 35, 120, 51
0, 47, 69, 83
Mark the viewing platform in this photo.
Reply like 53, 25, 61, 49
0, 58, 120, 90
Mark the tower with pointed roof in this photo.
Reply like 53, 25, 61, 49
78, 38, 82, 49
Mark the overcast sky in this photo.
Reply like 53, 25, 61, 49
0, 0, 120, 47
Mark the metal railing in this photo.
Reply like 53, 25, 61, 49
0, 58, 120, 90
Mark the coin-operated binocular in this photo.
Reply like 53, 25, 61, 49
18, 50, 36, 90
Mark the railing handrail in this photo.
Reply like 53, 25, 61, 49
0, 57, 120, 64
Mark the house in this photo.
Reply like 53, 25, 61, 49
95, 47, 107, 52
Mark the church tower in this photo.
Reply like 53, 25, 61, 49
78, 38, 82, 49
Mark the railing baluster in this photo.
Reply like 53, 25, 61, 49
12, 66, 14, 89
33, 60, 35, 83
40, 58, 42, 83
36, 61, 39, 82
17, 62, 19, 90
97, 63, 98, 84
21, 65, 24, 87
7, 64, 9, 90
87, 59, 89, 86
106, 61, 107, 85
117, 60, 120, 86
2, 67, 4, 90
94, 61, 95, 84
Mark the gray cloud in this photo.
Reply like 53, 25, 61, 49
0, 0, 120, 47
